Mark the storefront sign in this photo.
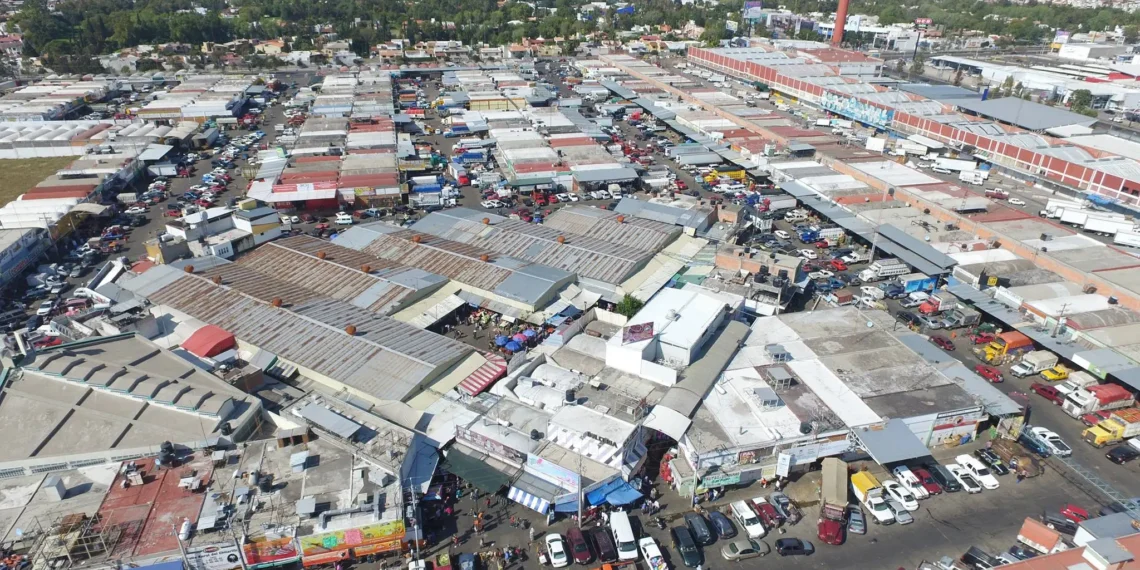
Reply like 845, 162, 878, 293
185, 545, 243, 570
775, 453, 792, 478
299, 521, 405, 556
526, 455, 580, 493
301, 552, 348, 568
243, 536, 300, 568
700, 472, 742, 487
455, 426, 526, 464
351, 540, 403, 556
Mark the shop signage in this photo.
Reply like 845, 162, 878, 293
243, 536, 300, 569
298, 520, 405, 556
185, 545, 243, 570
700, 472, 742, 487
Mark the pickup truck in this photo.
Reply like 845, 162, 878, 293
1040, 365, 1070, 382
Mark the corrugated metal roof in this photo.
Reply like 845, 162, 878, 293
412, 210, 656, 284
298, 402, 361, 439
137, 267, 472, 401
360, 230, 514, 292
542, 206, 681, 252
656, 321, 749, 418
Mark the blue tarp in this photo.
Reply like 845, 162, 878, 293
604, 482, 642, 506
554, 496, 579, 512
586, 478, 625, 506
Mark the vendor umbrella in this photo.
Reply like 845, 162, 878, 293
512, 333, 527, 342
522, 329, 536, 338
494, 335, 509, 347
505, 340, 523, 352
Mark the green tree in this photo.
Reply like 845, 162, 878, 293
1125, 25, 1140, 43
1000, 75, 1015, 97
909, 56, 925, 77
952, 69, 964, 86
614, 295, 644, 319
1070, 89, 1093, 110
894, 59, 905, 73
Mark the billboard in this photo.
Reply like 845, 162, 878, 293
243, 537, 300, 569
455, 425, 527, 464
820, 92, 895, 129
298, 521, 405, 556
185, 545, 243, 570
526, 455, 581, 492
622, 322, 655, 344
914, 17, 932, 29
726, 20, 739, 32
742, 1, 765, 20
1053, 30, 1071, 45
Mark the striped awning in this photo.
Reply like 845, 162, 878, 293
457, 353, 508, 396
508, 486, 550, 514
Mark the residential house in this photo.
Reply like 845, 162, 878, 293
256, 39, 287, 56
0, 35, 23, 59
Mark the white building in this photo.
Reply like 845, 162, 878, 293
605, 287, 731, 382
164, 201, 283, 259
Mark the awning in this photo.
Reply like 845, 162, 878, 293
408, 294, 466, 329
586, 478, 625, 506
443, 447, 511, 495
855, 419, 931, 465
642, 406, 692, 441
508, 486, 551, 514
181, 324, 236, 358
457, 353, 508, 396
138, 144, 174, 162
71, 203, 111, 215
605, 482, 642, 506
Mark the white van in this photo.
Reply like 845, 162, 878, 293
931, 166, 952, 175
730, 500, 766, 538
335, 212, 354, 225
608, 511, 638, 561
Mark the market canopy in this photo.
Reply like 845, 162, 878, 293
855, 419, 931, 465
443, 448, 511, 494
181, 324, 236, 358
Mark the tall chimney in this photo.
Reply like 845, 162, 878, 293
831, 0, 850, 46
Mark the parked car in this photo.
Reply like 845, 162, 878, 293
974, 449, 1010, 476
882, 481, 919, 511
1030, 383, 1065, 405
750, 497, 782, 528
720, 538, 769, 561
708, 511, 737, 539
1008, 545, 1039, 560
974, 364, 1004, 383
947, 464, 982, 494
912, 467, 944, 496
1030, 427, 1072, 457
1107, 445, 1140, 464
774, 538, 814, 557
1040, 512, 1079, 535
930, 335, 955, 350
35, 300, 55, 316
886, 500, 914, 525
1060, 504, 1090, 524
545, 534, 570, 568
684, 513, 715, 546
767, 492, 801, 525
565, 527, 592, 565
586, 527, 617, 563
956, 455, 999, 490
671, 527, 702, 568
846, 505, 866, 535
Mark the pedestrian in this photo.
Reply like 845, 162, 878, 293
529, 527, 536, 542
480, 536, 486, 548
486, 497, 492, 508
1016, 470, 1025, 484
986, 440, 993, 450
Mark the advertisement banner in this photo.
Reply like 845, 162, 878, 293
820, 92, 895, 128
351, 540, 403, 556
1053, 30, 1070, 45
700, 472, 741, 487
914, 17, 932, 29
302, 552, 348, 568
742, 0, 764, 19
621, 322, 655, 344
526, 455, 580, 493
299, 521, 406, 556
456, 426, 527, 464
185, 545, 243, 570
726, 20, 739, 32
243, 537, 301, 569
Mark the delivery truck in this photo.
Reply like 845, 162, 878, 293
898, 273, 938, 294
851, 471, 894, 525
982, 331, 1033, 363
940, 306, 980, 329
1115, 231, 1140, 248
1084, 216, 1136, 237
818, 458, 849, 545
1063, 384, 1136, 418
960, 171, 988, 185
1055, 371, 1098, 400
1039, 198, 1084, 219
1010, 351, 1059, 378
859, 259, 910, 282
934, 158, 977, 172
1082, 408, 1140, 448
918, 291, 958, 315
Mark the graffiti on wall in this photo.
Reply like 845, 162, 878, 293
820, 92, 894, 129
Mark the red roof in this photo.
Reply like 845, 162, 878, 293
458, 353, 508, 396
294, 155, 342, 164
339, 173, 400, 187
182, 324, 236, 358
130, 260, 156, 274
279, 172, 338, 184
22, 189, 94, 200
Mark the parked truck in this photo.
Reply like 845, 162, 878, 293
1039, 198, 1084, 219
1082, 408, 1140, 448
1062, 384, 1136, 418
851, 471, 894, 525
818, 458, 849, 545
1040, 364, 1071, 382
960, 171, 989, 185
1115, 231, 1140, 248
859, 259, 909, 282
898, 273, 938, 294
1010, 351, 1059, 378
983, 331, 1033, 363
1084, 216, 1137, 237
940, 306, 981, 329
1055, 371, 1098, 399
984, 187, 1009, 199
918, 291, 958, 315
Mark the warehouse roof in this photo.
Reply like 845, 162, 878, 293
542, 206, 681, 252
951, 97, 1098, 131
412, 209, 656, 284
122, 266, 472, 402
613, 198, 713, 230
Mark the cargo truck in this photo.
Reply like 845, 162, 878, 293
851, 471, 894, 525
1083, 216, 1136, 237
961, 171, 989, 185
1115, 231, 1140, 248
1039, 364, 1070, 382
898, 273, 938, 294
818, 458, 848, 545
859, 259, 909, 282
1010, 351, 1058, 378
1063, 384, 1136, 418
1060, 209, 1089, 227
1039, 198, 1084, 219
940, 306, 980, 329
1082, 408, 1140, 448
919, 291, 958, 315
1055, 372, 1098, 399
983, 331, 1033, 363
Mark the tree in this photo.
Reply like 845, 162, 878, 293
1000, 75, 1015, 97
1012, 81, 1024, 98
1070, 89, 1093, 110
952, 69, 964, 86
908, 56, 925, 78
894, 59, 906, 73
1125, 25, 1140, 44
614, 295, 644, 319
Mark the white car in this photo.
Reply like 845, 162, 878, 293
956, 454, 1000, 490
545, 534, 570, 568
481, 200, 502, 209
1030, 427, 1073, 457
1009, 198, 1026, 206
289, 215, 300, 224
597, 189, 612, 199
556, 193, 571, 202
774, 230, 790, 240
946, 464, 983, 494
36, 300, 55, 316
125, 206, 148, 215
891, 466, 930, 500
881, 480, 919, 511
798, 249, 818, 260
567, 193, 582, 202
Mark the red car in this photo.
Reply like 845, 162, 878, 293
565, 526, 592, 565
969, 332, 995, 345
750, 498, 782, 529
829, 259, 848, 271
32, 336, 63, 348
911, 468, 943, 496
817, 515, 845, 546
931, 335, 955, 351
1061, 504, 1089, 523
1031, 382, 1064, 405
1081, 410, 1113, 427
974, 364, 1004, 383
